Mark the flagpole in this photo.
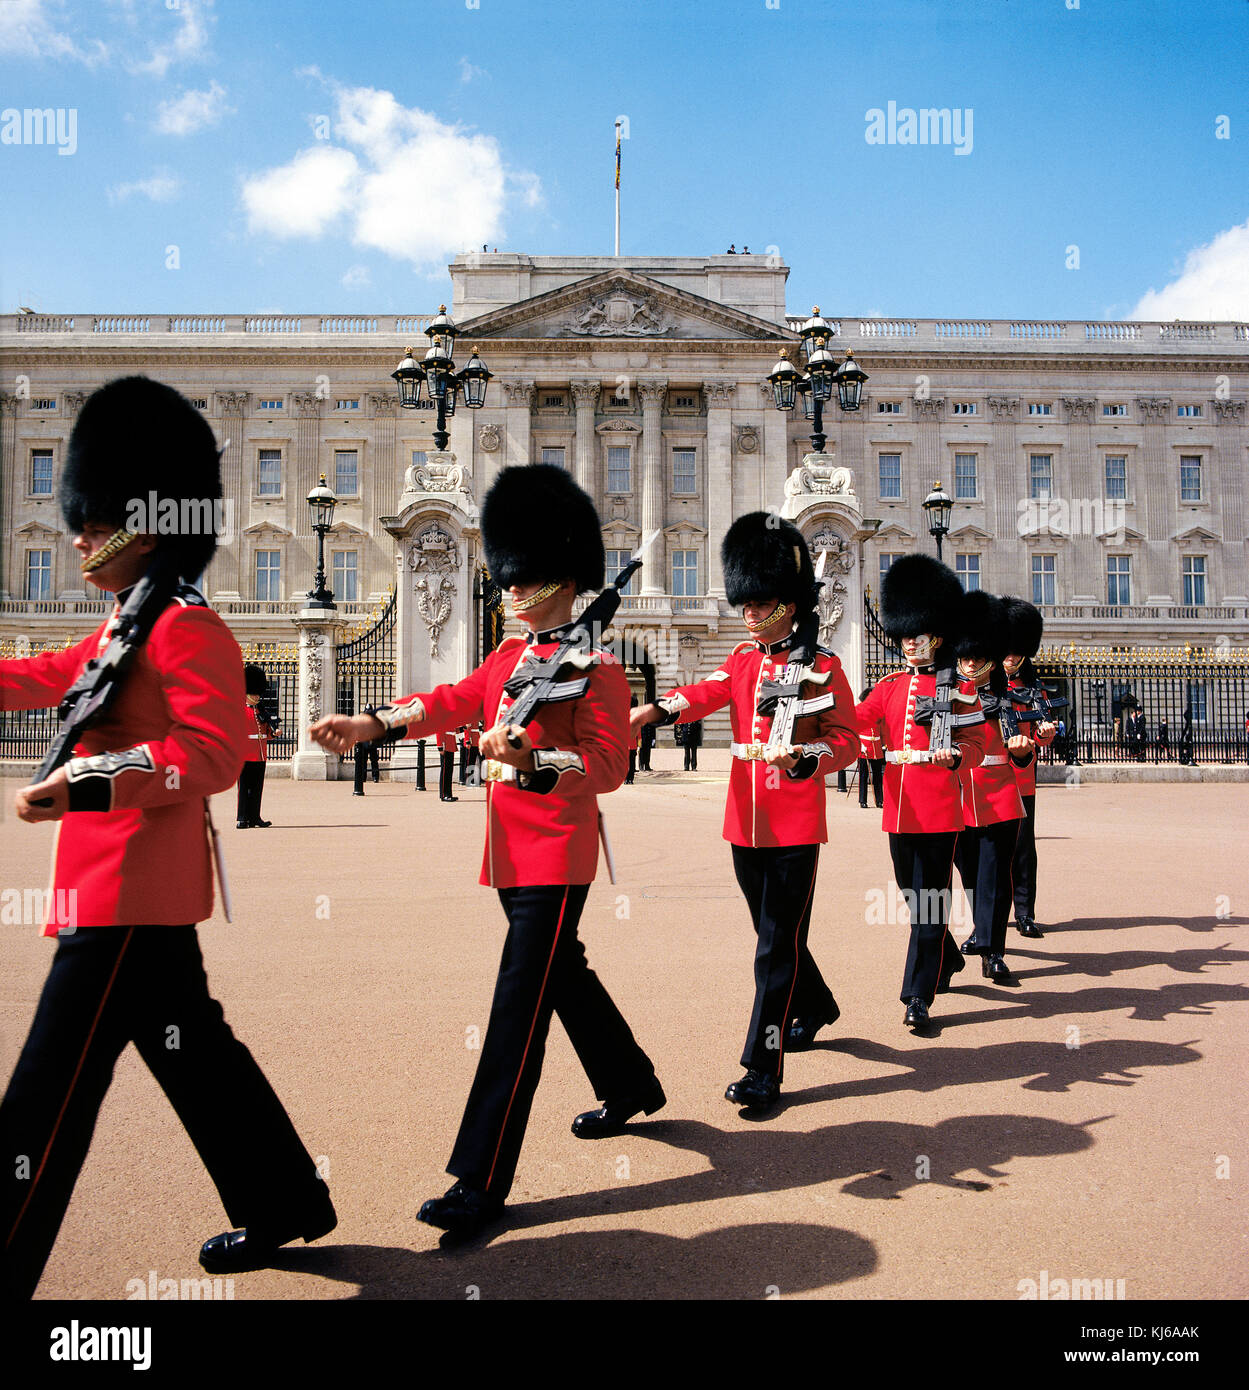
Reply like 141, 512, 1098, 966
614, 119, 621, 257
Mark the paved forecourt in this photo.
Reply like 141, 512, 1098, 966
0, 762, 1245, 1302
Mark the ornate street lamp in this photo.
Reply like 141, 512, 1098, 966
306, 473, 338, 609
767, 307, 867, 453
922, 480, 953, 561
391, 305, 491, 450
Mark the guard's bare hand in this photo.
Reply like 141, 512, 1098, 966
932, 748, 958, 769
16, 769, 70, 822
630, 703, 663, 734
309, 713, 384, 755
1036, 720, 1057, 742
763, 746, 799, 771
1006, 734, 1033, 756
479, 723, 535, 770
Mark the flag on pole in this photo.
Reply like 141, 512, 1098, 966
615, 123, 621, 190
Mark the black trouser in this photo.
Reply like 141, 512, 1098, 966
353, 743, 379, 792
1012, 794, 1038, 921
638, 742, 652, 771
858, 757, 884, 808
888, 832, 961, 1005
447, 885, 656, 1201
626, 750, 636, 783
730, 844, 833, 1081
683, 746, 698, 771
0, 925, 324, 1300
955, 819, 1020, 955
236, 760, 266, 824
439, 751, 455, 799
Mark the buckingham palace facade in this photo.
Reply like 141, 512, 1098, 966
3, 252, 1247, 742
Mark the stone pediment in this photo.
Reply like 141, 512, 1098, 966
458, 271, 790, 343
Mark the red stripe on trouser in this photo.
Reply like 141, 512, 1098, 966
5, 926, 135, 1249
776, 857, 819, 1073
936, 840, 957, 986
484, 888, 570, 1193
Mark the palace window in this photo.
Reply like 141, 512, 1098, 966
30, 449, 53, 496
334, 450, 358, 496
1105, 455, 1127, 500
25, 549, 52, 600
953, 452, 977, 500
877, 401, 902, 415
1102, 403, 1127, 417
1182, 556, 1206, 607
955, 554, 981, 592
1186, 681, 1208, 724
257, 449, 283, 496
1176, 404, 1202, 418
335, 398, 359, 411
1180, 455, 1202, 502
254, 549, 281, 600
604, 549, 637, 594
411, 450, 427, 469
951, 401, 978, 415
1029, 454, 1053, 500
671, 550, 698, 597
673, 394, 697, 409
540, 446, 566, 469
542, 393, 566, 409
672, 448, 696, 494
332, 550, 359, 602
878, 552, 903, 592
1028, 402, 1053, 416
31, 398, 56, 411
258, 398, 284, 411
878, 453, 902, 499
607, 446, 631, 492
1106, 555, 1131, 606
190, 397, 208, 411
1031, 553, 1056, 606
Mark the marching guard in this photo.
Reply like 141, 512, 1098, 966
236, 662, 277, 828
0, 377, 335, 1298
310, 464, 662, 1239
1000, 598, 1058, 938
632, 513, 859, 1114
856, 555, 988, 1030
950, 591, 1031, 984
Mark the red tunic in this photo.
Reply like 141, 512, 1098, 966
1006, 677, 1057, 796
856, 668, 989, 834
663, 639, 859, 848
0, 592, 246, 933
958, 710, 1026, 828
383, 635, 628, 888
243, 702, 271, 762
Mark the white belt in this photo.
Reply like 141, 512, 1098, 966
981, 754, 1008, 767
481, 759, 517, 783
885, 748, 937, 764
731, 741, 775, 761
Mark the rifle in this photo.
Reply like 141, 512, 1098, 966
501, 558, 642, 733
913, 664, 984, 754
753, 607, 838, 759
1009, 680, 1068, 728
31, 551, 183, 792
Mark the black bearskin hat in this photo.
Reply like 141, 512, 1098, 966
954, 590, 1009, 664
243, 663, 269, 697
881, 554, 964, 642
722, 512, 818, 615
1000, 596, 1044, 659
481, 463, 605, 593
61, 376, 222, 580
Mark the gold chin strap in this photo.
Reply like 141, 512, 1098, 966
80, 527, 136, 573
743, 600, 788, 633
961, 659, 994, 687
511, 579, 562, 613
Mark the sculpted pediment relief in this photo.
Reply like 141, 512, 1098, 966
459, 271, 789, 343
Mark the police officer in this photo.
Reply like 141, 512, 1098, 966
0, 377, 334, 1298
310, 465, 662, 1239
633, 514, 859, 1113
857, 556, 988, 1030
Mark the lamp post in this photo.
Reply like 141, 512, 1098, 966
767, 306, 867, 453
305, 473, 338, 609
391, 304, 493, 449
922, 480, 953, 562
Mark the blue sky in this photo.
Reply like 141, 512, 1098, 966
2, 0, 1247, 320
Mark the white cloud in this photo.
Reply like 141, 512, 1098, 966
154, 80, 231, 135
129, 0, 213, 77
1130, 219, 1249, 321
240, 80, 540, 269
0, 0, 109, 63
108, 171, 182, 203
341, 265, 372, 290
459, 56, 486, 84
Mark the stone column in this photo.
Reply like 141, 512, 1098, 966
638, 377, 668, 596
1136, 397, 1172, 602
292, 391, 322, 588
988, 396, 1022, 591
1213, 399, 1247, 602
569, 379, 601, 493
0, 395, 19, 598
704, 381, 735, 597
502, 379, 535, 469
291, 608, 345, 779
1062, 396, 1097, 604
214, 391, 249, 597
368, 393, 398, 599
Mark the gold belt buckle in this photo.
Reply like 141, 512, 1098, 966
897, 748, 912, 764
483, 759, 505, 782
746, 742, 766, 760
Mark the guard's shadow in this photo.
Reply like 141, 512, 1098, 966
261, 1219, 876, 1300
1044, 915, 1248, 936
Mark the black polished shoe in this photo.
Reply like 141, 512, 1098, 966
417, 1181, 503, 1238
1016, 917, 1044, 938
904, 997, 930, 1029
935, 951, 965, 993
960, 935, 984, 955
440, 796, 459, 803
236, 820, 248, 829
786, 1000, 841, 1051
571, 1076, 666, 1138
724, 1069, 779, 1113
199, 1190, 336, 1273
982, 953, 1014, 982
253, 819, 272, 828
